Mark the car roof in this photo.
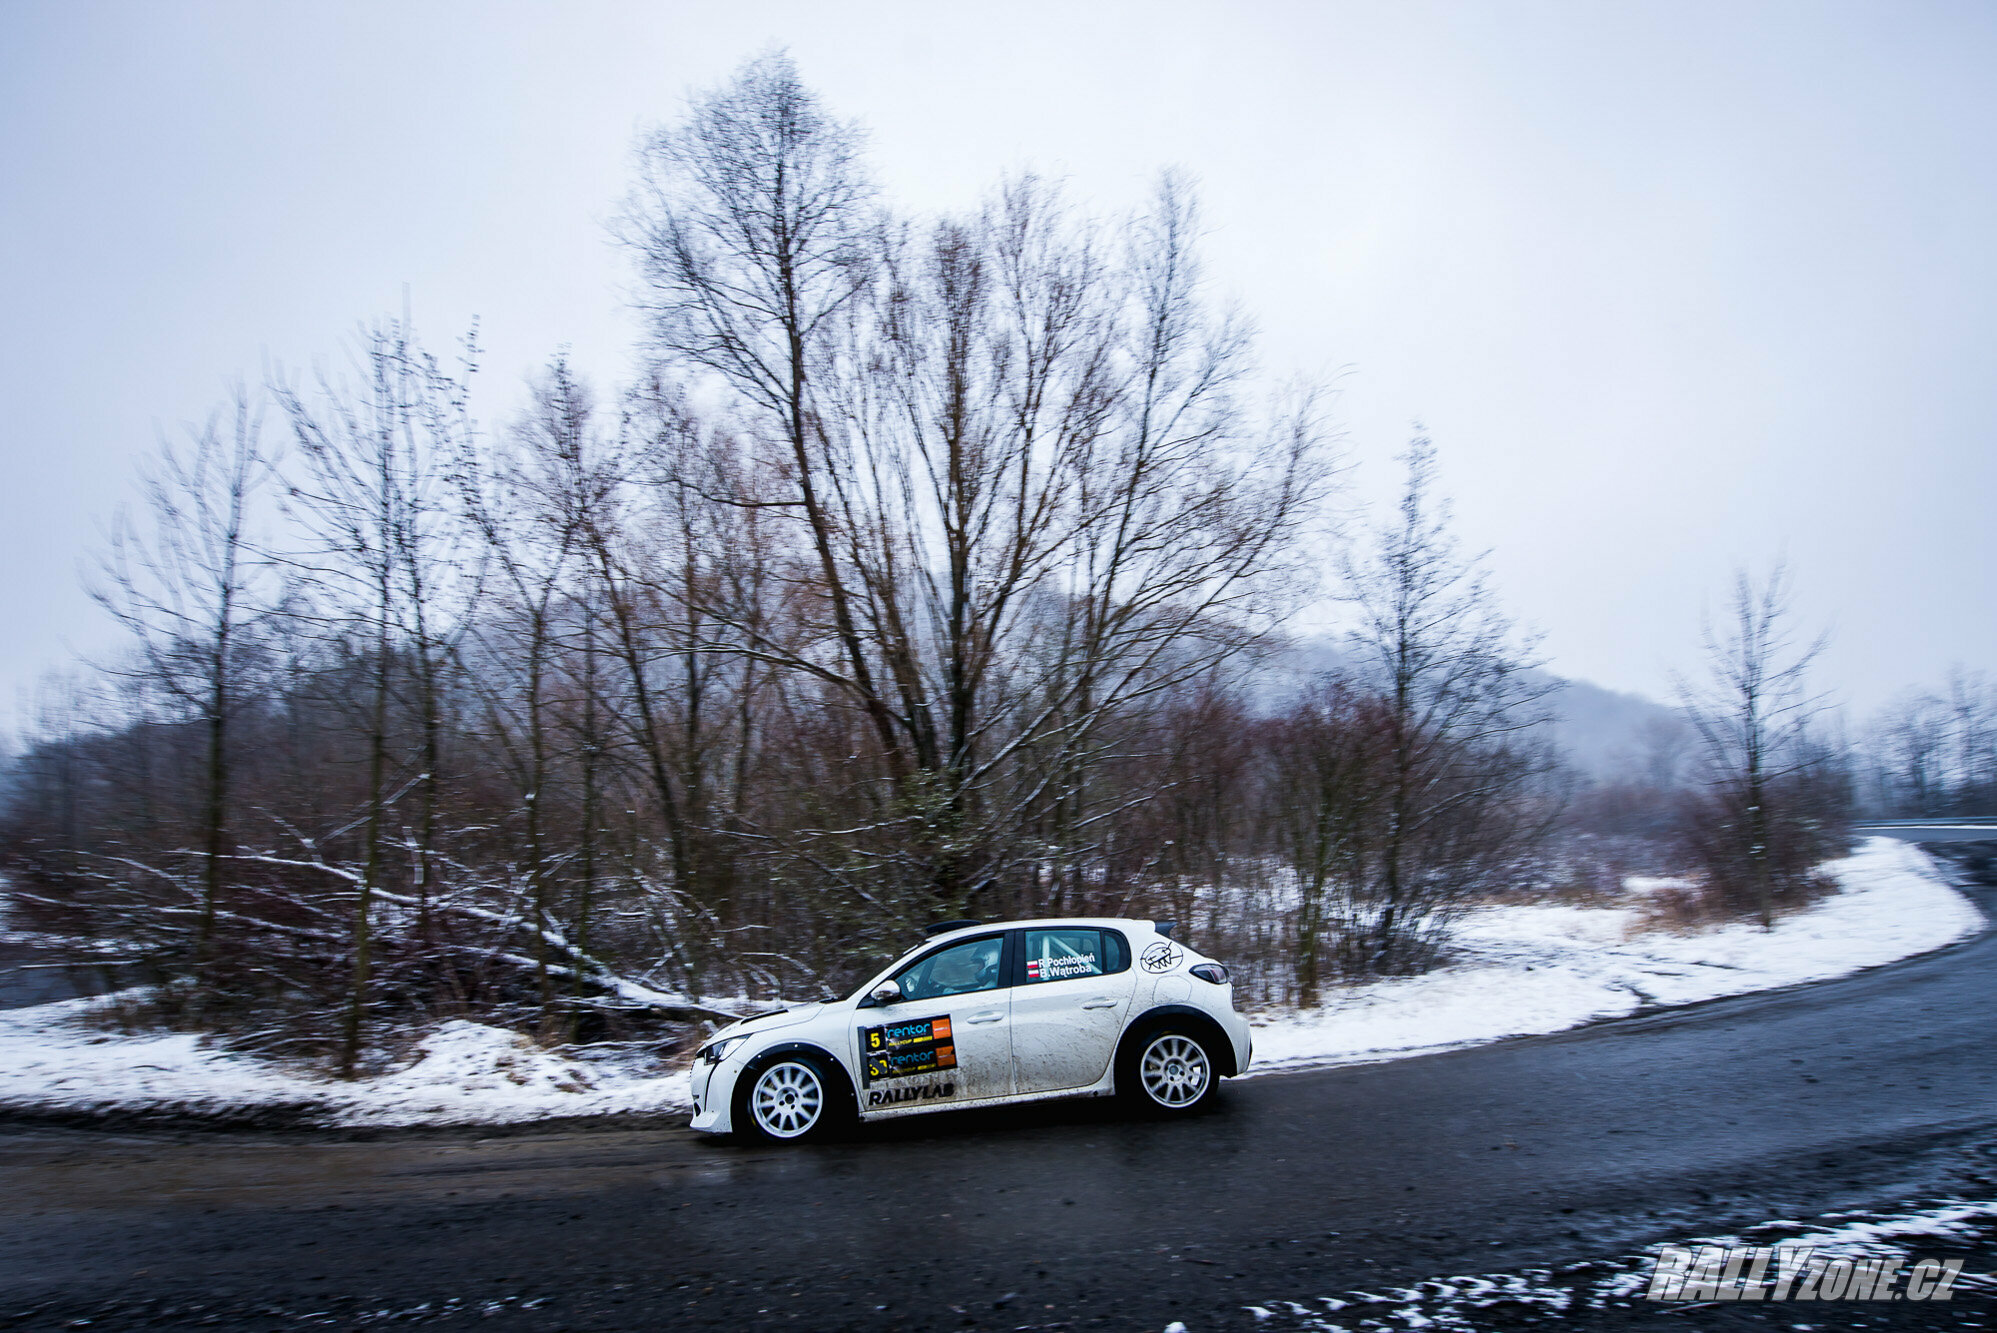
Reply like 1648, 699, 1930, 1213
921, 917, 1160, 946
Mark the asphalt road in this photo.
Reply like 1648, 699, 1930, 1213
3, 839, 1995, 1332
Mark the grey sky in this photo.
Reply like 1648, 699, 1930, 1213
4, 1, 1993, 738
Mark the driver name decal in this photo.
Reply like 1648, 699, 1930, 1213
1026, 952, 1096, 980
860, 1015, 957, 1084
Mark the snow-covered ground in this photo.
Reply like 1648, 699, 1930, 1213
1248, 836, 1980, 1074
0, 837, 1978, 1128
0, 1009, 695, 1126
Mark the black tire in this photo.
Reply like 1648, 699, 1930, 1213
1117, 1023, 1218, 1116
733, 1051, 849, 1143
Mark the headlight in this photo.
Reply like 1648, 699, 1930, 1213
700, 1036, 749, 1065
1189, 963, 1229, 985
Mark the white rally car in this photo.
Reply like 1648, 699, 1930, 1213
689, 918, 1252, 1142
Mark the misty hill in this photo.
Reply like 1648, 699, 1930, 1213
1252, 636, 1690, 785
1538, 676, 1692, 784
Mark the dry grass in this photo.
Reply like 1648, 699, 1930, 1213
1632, 868, 1840, 934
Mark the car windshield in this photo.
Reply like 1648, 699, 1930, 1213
849, 943, 926, 1002
894, 935, 1004, 1000
851, 934, 1004, 1002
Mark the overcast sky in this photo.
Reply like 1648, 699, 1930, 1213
4, 0, 1994, 739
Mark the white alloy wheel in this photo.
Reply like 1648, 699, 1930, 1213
749, 1059, 825, 1139
1138, 1033, 1211, 1109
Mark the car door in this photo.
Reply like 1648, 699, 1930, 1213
1008, 926, 1136, 1095
854, 932, 1014, 1112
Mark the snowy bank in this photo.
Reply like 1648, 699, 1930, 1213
0, 837, 1978, 1128
0, 1008, 694, 1127
1246, 836, 1983, 1074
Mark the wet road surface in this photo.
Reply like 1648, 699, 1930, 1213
2, 840, 1994, 1331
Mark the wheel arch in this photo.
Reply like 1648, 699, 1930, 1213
734, 1040, 861, 1117
1116, 1004, 1239, 1079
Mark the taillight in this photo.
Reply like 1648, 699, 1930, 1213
1189, 963, 1229, 985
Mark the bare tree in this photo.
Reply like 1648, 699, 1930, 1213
1318, 435, 1555, 973
1035, 176, 1329, 911
618, 51, 899, 782
1858, 667, 1996, 818
1946, 667, 1997, 812
624, 56, 1334, 922
1674, 562, 1846, 927
1263, 680, 1386, 1002
277, 318, 482, 1071
91, 387, 277, 988
458, 356, 598, 1022
1868, 689, 1950, 817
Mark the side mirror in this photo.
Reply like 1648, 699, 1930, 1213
871, 980, 903, 1006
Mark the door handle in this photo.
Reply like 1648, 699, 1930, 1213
1080, 997, 1118, 1010
965, 1010, 1006, 1024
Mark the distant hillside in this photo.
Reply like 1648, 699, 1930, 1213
1538, 676, 1692, 784
1249, 636, 1691, 785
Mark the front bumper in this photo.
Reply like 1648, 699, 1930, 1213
688, 1056, 737, 1134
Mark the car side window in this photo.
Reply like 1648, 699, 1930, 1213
894, 935, 1005, 1001
1021, 928, 1123, 984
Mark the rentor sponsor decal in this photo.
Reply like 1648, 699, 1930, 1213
864, 1043, 958, 1082
871, 1016, 952, 1051
860, 1016, 958, 1084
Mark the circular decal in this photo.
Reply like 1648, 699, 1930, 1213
1140, 940, 1182, 973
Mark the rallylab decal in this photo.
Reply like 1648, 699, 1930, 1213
1140, 940, 1182, 973
860, 1015, 958, 1084
1026, 952, 1097, 981
867, 1083, 956, 1107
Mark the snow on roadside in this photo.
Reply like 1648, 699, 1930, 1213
1245, 837, 1982, 1074
0, 1006, 694, 1126
0, 837, 1978, 1127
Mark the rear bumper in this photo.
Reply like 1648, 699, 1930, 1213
1223, 1005, 1253, 1076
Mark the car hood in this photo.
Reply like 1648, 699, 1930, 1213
714, 1002, 829, 1041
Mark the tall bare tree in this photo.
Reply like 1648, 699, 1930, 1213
1675, 562, 1845, 927
1264, 681, 1386, 1002
1858, 666, 1995, 817
619, 51, 898, 782
459, 356, 597, 1020
624, 56, 1334, 919
92, 387, 277, 986
1321, 435, 1555, 973
1945, 667, 1997, 812
1869, 689, 1950, 817
278, 318, 482, 1071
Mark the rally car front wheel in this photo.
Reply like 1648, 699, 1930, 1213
735, 1053, 845, 1143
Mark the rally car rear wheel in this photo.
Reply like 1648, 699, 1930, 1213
1121, 1026, 1215, 1115
737, 1053, 844, 1142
